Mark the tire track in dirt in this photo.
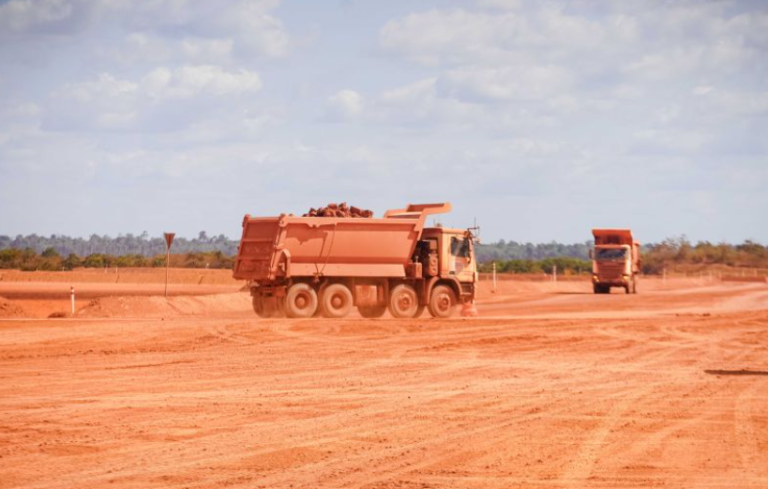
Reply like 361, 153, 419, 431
555, 390, 640, 487
734, 383, 768, 487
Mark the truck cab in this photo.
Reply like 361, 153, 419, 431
419, 227, 477, 298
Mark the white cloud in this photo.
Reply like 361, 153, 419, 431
475, 0, 521, 11
141, 65, 262, 99
218, 1, 289, 58
47, 66, 262, 131
0, 0, 290, 61
110, 33, 235, 65
61, 73, 138, 102
326, 90, 365, 120
440, 65, 572, 102
0, 0, 73, 32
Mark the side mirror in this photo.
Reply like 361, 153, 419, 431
588, 249, 594, 259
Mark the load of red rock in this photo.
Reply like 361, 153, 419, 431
303, 202, 374, 218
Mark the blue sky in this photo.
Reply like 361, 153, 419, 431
0, 0, 766, 243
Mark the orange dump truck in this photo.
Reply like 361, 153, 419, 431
591, 229, 641, 294
233, 203, 477, 319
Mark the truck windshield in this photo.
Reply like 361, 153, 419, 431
451, 237, 471, 258
595, 248, 626, 261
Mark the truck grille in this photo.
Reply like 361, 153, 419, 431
597, 263, 624, 280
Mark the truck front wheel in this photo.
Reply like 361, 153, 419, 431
320, 283, 354, 318
389, 284, 420, 318
285, 283, 318, 318
428, 285, 457, 318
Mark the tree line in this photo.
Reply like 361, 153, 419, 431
0, 232, 238, 257
1, 233, 766, 274
478, 237, 768, 275
0, 248, 234, 271
477, 257, 592, 275
639, 237, 768, 274
475, 240, 591, 262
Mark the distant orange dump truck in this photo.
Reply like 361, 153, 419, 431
591, 229, 641, 294
233, 203, 477, 318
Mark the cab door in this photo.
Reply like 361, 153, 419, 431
448, 234, 475, 281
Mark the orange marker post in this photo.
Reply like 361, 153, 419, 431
164, 232, 175, 297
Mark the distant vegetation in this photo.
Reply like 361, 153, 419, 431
639, 237, 768, 274
478, 237, 768, 275
475, 240, 591, 262
0, 248, 234, 272
477, 257, 592, 275
0, 232, 238, 257
0, 233, 766, 274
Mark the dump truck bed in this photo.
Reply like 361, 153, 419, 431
234, 203, 450, 281
592, 229, 635, 246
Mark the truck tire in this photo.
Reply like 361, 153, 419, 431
428, 285, 456, 318
285, 283, 318, 318
388, 284, 420, 318
593, 284, 607, 294
358, 305, 387, 318
632, 277, 638, 294
320, 283, 353, 318
252, 295, 266, 317
253, 296, 284, 318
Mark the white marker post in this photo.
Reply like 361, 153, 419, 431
70, 286, 75, 316
492, 262, 497, 293
164, 232, 175, 298
553, 264, 557, 283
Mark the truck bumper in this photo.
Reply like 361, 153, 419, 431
592, 275, 630, 287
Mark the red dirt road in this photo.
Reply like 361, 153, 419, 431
1, 278, 767, 488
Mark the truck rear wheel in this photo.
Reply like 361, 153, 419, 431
428, 285, 456, 318
320, 283, 353, 318
632, 277, 638, 294
253, 296, 284, 318
285, 283, 318, 318
388, 284, 420, 318
358, 305, 387, 318
252, 296, 266, 317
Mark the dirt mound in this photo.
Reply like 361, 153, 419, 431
75, 293, 251, 318
0, 296, 26, 318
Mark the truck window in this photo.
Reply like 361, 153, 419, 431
595, 248, 626, 260
451, 237, 470, 258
